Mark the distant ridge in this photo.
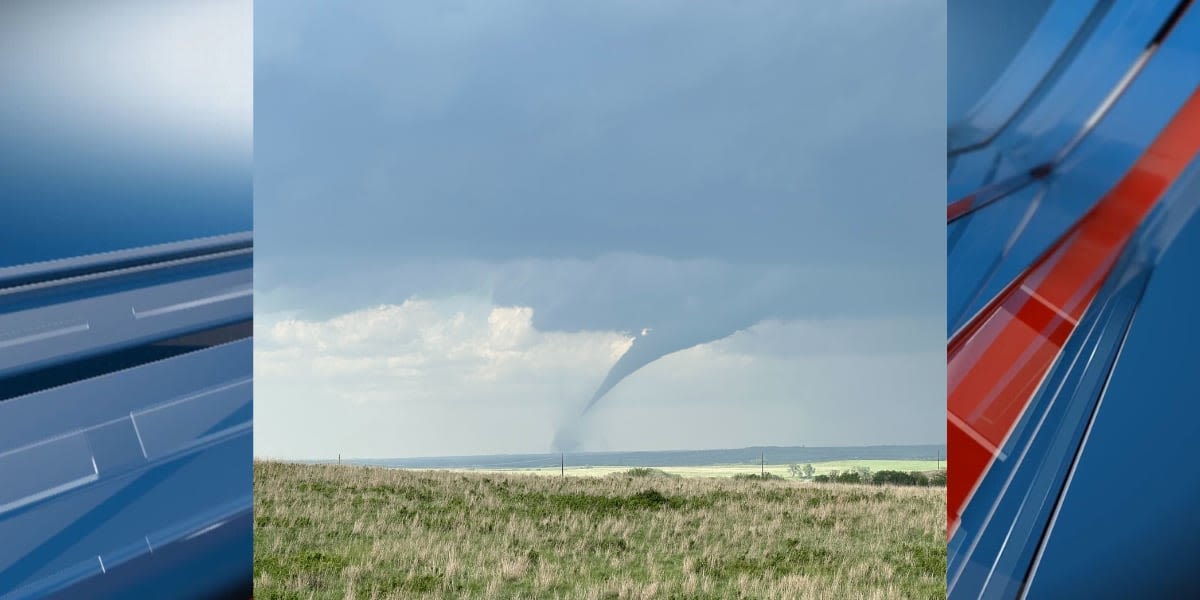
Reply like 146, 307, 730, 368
302, 444, 946, 470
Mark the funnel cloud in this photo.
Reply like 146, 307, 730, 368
552, 303, 768, 450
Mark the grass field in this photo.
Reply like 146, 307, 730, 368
255, 461, 946, 599
444, 459, 943, 479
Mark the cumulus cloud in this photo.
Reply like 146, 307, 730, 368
253, 296, 942, 458
256, 251, 944, 454
257, 299, 633, 386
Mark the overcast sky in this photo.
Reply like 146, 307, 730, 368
254, 0, 946, 459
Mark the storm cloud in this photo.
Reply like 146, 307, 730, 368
254, 0, 945, 457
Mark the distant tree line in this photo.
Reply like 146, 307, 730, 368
787, 464, 946, 487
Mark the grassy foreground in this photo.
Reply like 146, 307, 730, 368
254, 462, 946, 600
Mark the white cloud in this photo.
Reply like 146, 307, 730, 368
258, 298, 633, 385
253, 295, 943, 459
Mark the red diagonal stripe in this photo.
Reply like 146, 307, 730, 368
948, 195, 975, 221
948, 84, 1200, 537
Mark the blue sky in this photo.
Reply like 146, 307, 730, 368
253, 0, 945, 459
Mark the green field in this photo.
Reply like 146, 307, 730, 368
438, 459, 943, 479
255, 461, 946, 599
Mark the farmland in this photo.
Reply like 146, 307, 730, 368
254, 461, 946, 599
447, 459, 942, 480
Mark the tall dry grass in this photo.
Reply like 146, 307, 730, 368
254, 461, 945, 599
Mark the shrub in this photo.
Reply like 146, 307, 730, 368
872, 470, 924, 486
833, 471, 862, 484
614, 468, 679, 479
629, 489, 670, 507
732, 473, 784, 481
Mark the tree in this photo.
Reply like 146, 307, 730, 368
803, 464, 815, 478
872, 470, 917, 486
835, 471, 861, 484
871, 470, 934, 487
788, 464, 804, 478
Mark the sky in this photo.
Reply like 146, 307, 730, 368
254, 0, 946, 459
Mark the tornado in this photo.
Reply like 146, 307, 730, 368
546, 269, 796, 451
549, 310, 765, 452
